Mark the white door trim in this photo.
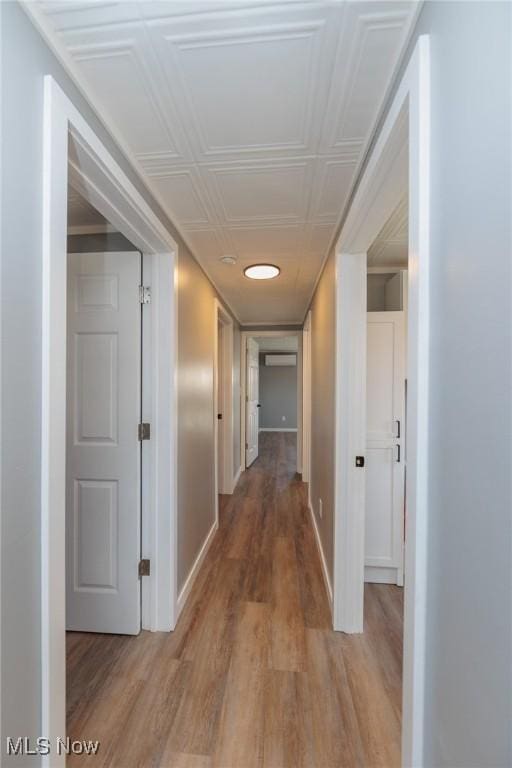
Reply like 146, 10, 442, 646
42, 76, 178, 764
333, 36, 430, 768
214, 300, 234, 510
240, 330, 303, 473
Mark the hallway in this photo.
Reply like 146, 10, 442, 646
67, 433, 403, 767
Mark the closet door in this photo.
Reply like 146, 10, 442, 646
365, 311, 405, 585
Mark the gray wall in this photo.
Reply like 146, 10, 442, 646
309, 252, 336, 579
0, 3, 240, 760
233, 325, 241, 475
67, 232, 138, 252
258, 354, 297, 429
307, 2, 512, 766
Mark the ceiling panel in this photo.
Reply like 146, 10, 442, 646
39, 0, 418, 323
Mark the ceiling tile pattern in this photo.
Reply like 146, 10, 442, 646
41, 0, 418, 323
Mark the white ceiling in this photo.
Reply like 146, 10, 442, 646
367, 196, 408, 267
40, 1, 418, 323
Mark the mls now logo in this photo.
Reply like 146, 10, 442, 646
6, 737, 100, 756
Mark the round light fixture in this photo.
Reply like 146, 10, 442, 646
244, 263, 280, 280
220, 254, 237, 264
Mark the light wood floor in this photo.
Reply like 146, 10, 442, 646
67, 432, 403, 767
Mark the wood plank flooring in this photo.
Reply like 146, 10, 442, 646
67, 432, 403, 767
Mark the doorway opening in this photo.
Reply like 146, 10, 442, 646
66, 186, 149, 636
365, 259, 408, 587
240, 330, 303, 475
214, 299, 234, 521
42, 76, 178, 760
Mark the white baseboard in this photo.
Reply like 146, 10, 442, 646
258, 428, 298, 432
232, 465, 242, 491
364, 565, 401, 585
308, 503, 333, 614
176, 519, 218, 618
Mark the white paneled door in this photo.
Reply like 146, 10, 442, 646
365, 312, 405, 585
245, 338, 260, 467
66, 251, 142, 634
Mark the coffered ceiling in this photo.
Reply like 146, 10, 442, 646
37, 1, 418, 323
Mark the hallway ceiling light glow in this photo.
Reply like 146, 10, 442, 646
244, 264, 280, 280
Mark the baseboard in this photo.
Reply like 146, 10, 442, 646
258, 428, 298, 432
364, 565, 401, 585
308, 503, 333, 614
232, 465, 242, 491
176, 519, 218, 619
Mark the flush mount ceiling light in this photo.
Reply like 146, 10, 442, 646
220, 254, 237, 264
244, 263, 280, 280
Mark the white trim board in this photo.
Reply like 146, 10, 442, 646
42, 76, 178, 766
308, 503, 333, 613
332, 36, 431, 768
176, 519, 218, 618
259, 428, 298, 433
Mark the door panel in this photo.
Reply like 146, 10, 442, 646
365, 311, 405, 585
245, 338, 259, 466
67, 251, 141, 634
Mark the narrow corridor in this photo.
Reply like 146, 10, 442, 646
67, 433, 403, 767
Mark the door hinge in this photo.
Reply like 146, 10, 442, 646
138, 558, 150, 577
139, 285, 151, 304
138, 422, 151, 441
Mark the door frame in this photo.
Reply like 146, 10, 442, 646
302, 311, 312, 485
333, 36, 430, 768
240, 330, 303, 473
42, 76, 178, 764
214, 299, 234, 514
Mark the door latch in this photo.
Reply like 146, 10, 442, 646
355, 456, 365, 467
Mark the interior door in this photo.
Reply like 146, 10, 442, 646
66, 251, 142, 634
245, 338, 260, 467
365, 311, 405, 585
